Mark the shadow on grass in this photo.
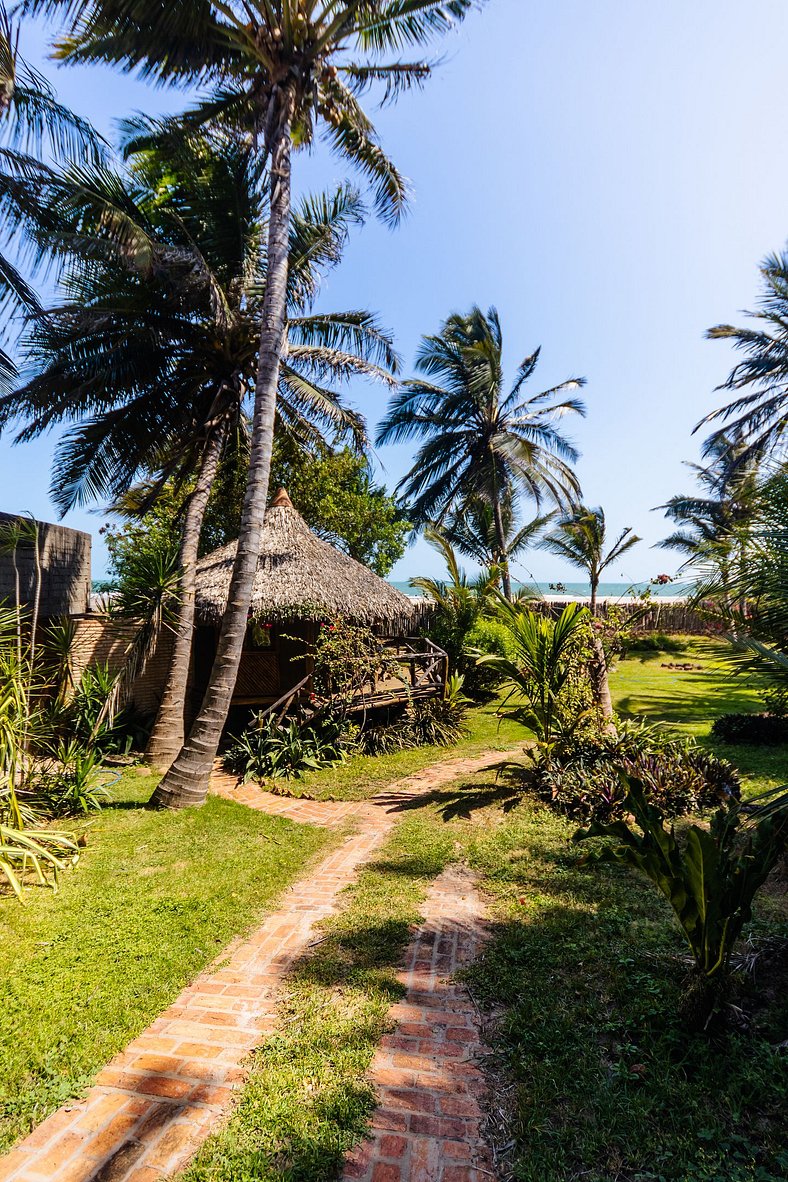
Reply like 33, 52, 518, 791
373, 769, 524, 822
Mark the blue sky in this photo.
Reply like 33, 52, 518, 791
4, 0, 787, 583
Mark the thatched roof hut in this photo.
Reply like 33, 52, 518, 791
195, 489, 414, 629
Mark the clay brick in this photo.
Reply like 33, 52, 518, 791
438, 1095, 481, 1119
385, 1089, 437, 1115
371, 1164, 401, 1182
441, 1139, 473, 1162
379, 1134, 408, 1159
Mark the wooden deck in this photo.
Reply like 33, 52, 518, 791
236, 636, 448, 718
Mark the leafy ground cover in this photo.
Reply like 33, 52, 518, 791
259, 696, 525, 801
611, 637, 786, 796
0, 769, 330, 1154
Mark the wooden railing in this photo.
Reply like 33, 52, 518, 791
374, 636, 448, 699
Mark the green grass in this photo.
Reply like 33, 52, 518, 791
611, 637, 787, 796
181, 815, 455, 1182
459, 784, 788, 1182
264, 696, 525, 802
0, 769, 330, 1154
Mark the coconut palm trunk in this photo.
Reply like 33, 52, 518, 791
146, 424, 226, 770
492, 495, 513, 601
150, 92, 294, 809
588, 574, 614, 724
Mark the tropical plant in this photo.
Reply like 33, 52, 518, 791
0, 2, 102, 387
528, 719, 740, 824
711, 712, 788, 746
657, 434, 761, 604
574, 776, 788, 1029
377, 306, 586, 598
539, 505, 640, 719
312, 617, 399, 715
440, 495, 553, 591
5, 131, 397, 771
23, 0, 483, 806
411, 528, 498, 687
695, 468, 788, 685
481, 600, 593, 746
361, 673, 468, 753
223, 712, 357, 783
698, 248, 788, 465
35, 740, 111, 816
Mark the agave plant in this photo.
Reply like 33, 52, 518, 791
574, 775, 788, 1029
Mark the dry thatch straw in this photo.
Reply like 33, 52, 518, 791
195, 489, 414, 629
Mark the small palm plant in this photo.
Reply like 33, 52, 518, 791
481, 600, 592, 747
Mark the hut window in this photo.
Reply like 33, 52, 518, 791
248, 620, 274, 650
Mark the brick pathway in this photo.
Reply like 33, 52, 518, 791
342, 866, 494, 1182
0, 750, 508, 1182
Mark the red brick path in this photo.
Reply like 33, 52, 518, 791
0, 751, 508, 1182
342, 866, 494, 1182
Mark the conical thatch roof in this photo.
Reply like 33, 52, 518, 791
195, 489, 414, 628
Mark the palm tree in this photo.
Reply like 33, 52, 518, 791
657, 435, 761, 600
410, 527, 497, 677
0, 2, 102, 387
698, 249, 788, 466
441, 495, 554, 591
4, 130, 398, 771
24, 0, 483, 807
539, 505, 640, 719
376, 307, 586, 600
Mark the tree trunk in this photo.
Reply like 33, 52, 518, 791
149, 93, 293, 809
146, 426, 225, 771
492, 495, 512, 601
588, 575, 615, 725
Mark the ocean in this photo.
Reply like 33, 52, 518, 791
388, 580, 692, 600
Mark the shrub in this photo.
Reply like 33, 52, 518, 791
526, 720, 740, 823
35, 742, 113, 816
362, 675, 469, 754
711, 712, 788, 746
481, 601, 595, 745
223, 713, 358, 782
623, 632, 686, 655
574, 777, 788, 1029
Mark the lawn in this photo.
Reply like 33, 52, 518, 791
0, 768, 330, 1155
611, 637, 788, 796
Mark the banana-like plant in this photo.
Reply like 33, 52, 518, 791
574, 775, 788, 1029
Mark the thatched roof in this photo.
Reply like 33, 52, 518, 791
195, 489, 414, 628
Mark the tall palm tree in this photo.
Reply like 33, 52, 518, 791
539, 505, 640, 719
657, 435, 762, 593
698, 249, 788, 466
0, 2, 102, 387
4, 130, 398, 770
376, 307, 586, 600
24, 0, 483, 807
441, 495, 554, 590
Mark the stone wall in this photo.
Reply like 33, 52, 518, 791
0, 512, 91, 618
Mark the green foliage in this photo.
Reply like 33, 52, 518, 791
223, 714, 358, 783
482, 601, 594, 744
34, 741, 112, 817
411, 528, 497, 684
362, 674, 469, 754
574, 776, 788, 1026
528, 720, 740, 823
377, 306, 585, 527
312, 617, 398, 714
711, 712, 788, 745
103, 507, 181, 622
271, 443, 410, 576
624, 631, 687, 654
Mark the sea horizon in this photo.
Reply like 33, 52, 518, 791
388, 579, 693, 600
